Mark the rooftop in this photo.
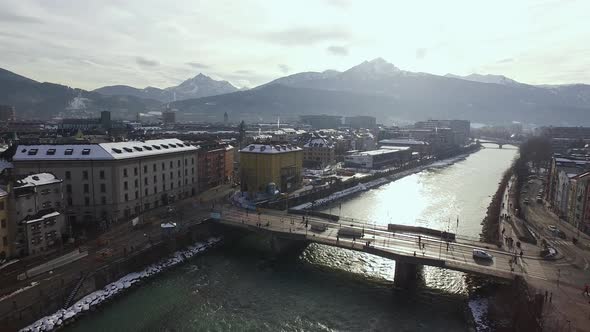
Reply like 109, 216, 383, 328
379, 138, 427, 146
17, 173, 61, 187
240, 144, 302, 154
13, 139, 198, 161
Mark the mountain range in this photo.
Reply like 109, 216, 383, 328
1, 58, 589, 125
94, 73, 238, 103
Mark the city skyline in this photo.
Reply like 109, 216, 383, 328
0, 0, 589, 90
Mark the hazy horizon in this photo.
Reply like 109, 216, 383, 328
1, 0, 589, 90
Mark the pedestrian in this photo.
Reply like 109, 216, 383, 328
446, 242, 449, 251
418, 235, 421, 245
422, 243, 425, 250
413, 251, 416, 256
520, 250, 523, 259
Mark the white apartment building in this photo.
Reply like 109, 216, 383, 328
11, 173, 65, 257
12, 139, 199, 225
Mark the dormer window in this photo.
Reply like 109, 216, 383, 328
46, 149, 56, 155
64, 149, 73, 155
81, 148, 91, 155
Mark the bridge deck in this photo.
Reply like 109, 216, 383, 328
216, 207, 549, 281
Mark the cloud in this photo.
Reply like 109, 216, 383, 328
234, 69, 252, 75
186, 62, 209, 69
326, 45, 348, 56
135, 56, 159, 67
415, 48, 427, 59
496, 58, 514, 64
264, 27, 350, 46
278, 64, 290, 74
0, 12, 43, 24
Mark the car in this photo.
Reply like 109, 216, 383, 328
473, 249, 493, 260
548, 225, 558, 232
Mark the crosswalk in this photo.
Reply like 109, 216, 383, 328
550, 239, 572, 246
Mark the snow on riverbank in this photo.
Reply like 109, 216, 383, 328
20, 237, 222, 332
291, 153, 472, 211
468, 297, 491, 331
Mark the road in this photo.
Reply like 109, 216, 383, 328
216, 206, 550, 282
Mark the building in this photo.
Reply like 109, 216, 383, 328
539, 126, 590, 153
0, 105, 16, 122
11, 139, 199, 226
379, 138, 430, 155
197, 142, 234, 190
345, 116, 376, 129
162, 110, 176, 126
0, 189, 9, 259
58, 111, 119, 131
303, 135, 335, 168
9, 173, 65, 257
344, 147, 411, 169
414, 119, 470, 145
300, 115, 342, 129
240, 144, 303, 195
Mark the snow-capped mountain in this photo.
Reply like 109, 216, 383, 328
259, 69, 341, 89
94, 73, 238, 102
342, 57, 404, 78
445, 73, 524, 87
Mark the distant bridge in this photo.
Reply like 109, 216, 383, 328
478, 137, 521, 149
213, 207, 548, 287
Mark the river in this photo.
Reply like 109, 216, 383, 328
64, 144, 517, 332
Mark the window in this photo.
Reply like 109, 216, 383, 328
124, 193, 128, 202
82, 148, 91, 155
153, 164, 157, 172
185, 169, 188, 176
67, 197, 72, 206
134, 167, 138, 176
84, 184, 89, 193
170, 172, 173, 179
84, 197, 90, 206
134, 179, 138, 188
3, 236, 6, 246
171, 182, 174, 189
162, 174, 165, 181
154, 186, 157, 193
145, 188, 148, 196
192, 158, 195, 164
124, 181, 128, 190
178, 170, 181, 177
65, 171, 71, 180
27, 149, 38, 155
0, 202, 4, 210
1, 219, 5, 228
162, 162, 165, 170
144, 165, 148, 173
65, 148, 74, 155
133, 146, 143, 152
123, 168, 128, 177
100, 170, 105, 179
46, 149, 56, 155
112, 148, 122, 154
178, 160, 181, 167
162, 184, 166, 191
178, 180, 181, 188
101, 196, 106, 205
170, 161, 173, 168
100, 183, 106, 193
123, 147, 133, 153
135, 191, 138, 199
83, 171, 89, 180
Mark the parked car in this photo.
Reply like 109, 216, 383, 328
548, 225, 558, 232
473, 249, 493, 260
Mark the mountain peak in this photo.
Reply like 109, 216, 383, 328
344, 58, 401, 77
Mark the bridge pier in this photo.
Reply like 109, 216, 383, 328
270, 234, 308, 256
393, 261, 420, 288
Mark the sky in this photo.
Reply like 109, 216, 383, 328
0, 0, 589, 90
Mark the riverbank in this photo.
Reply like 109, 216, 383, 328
291, 151, 476, 211
19, 237, 222, 332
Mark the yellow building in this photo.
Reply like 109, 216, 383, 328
240, 144, 303, 195
0, 189, 9, 260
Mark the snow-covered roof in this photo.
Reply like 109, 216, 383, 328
240, 144, 302, 154
380, 139, 427, 146
304, 137, 334, 148
22, 211, 61, 224
13, 139, 197, 161
18, 173, 61, 187
350, 148, 409, 156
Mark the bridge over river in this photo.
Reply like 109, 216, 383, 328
212, 206, 549, 287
